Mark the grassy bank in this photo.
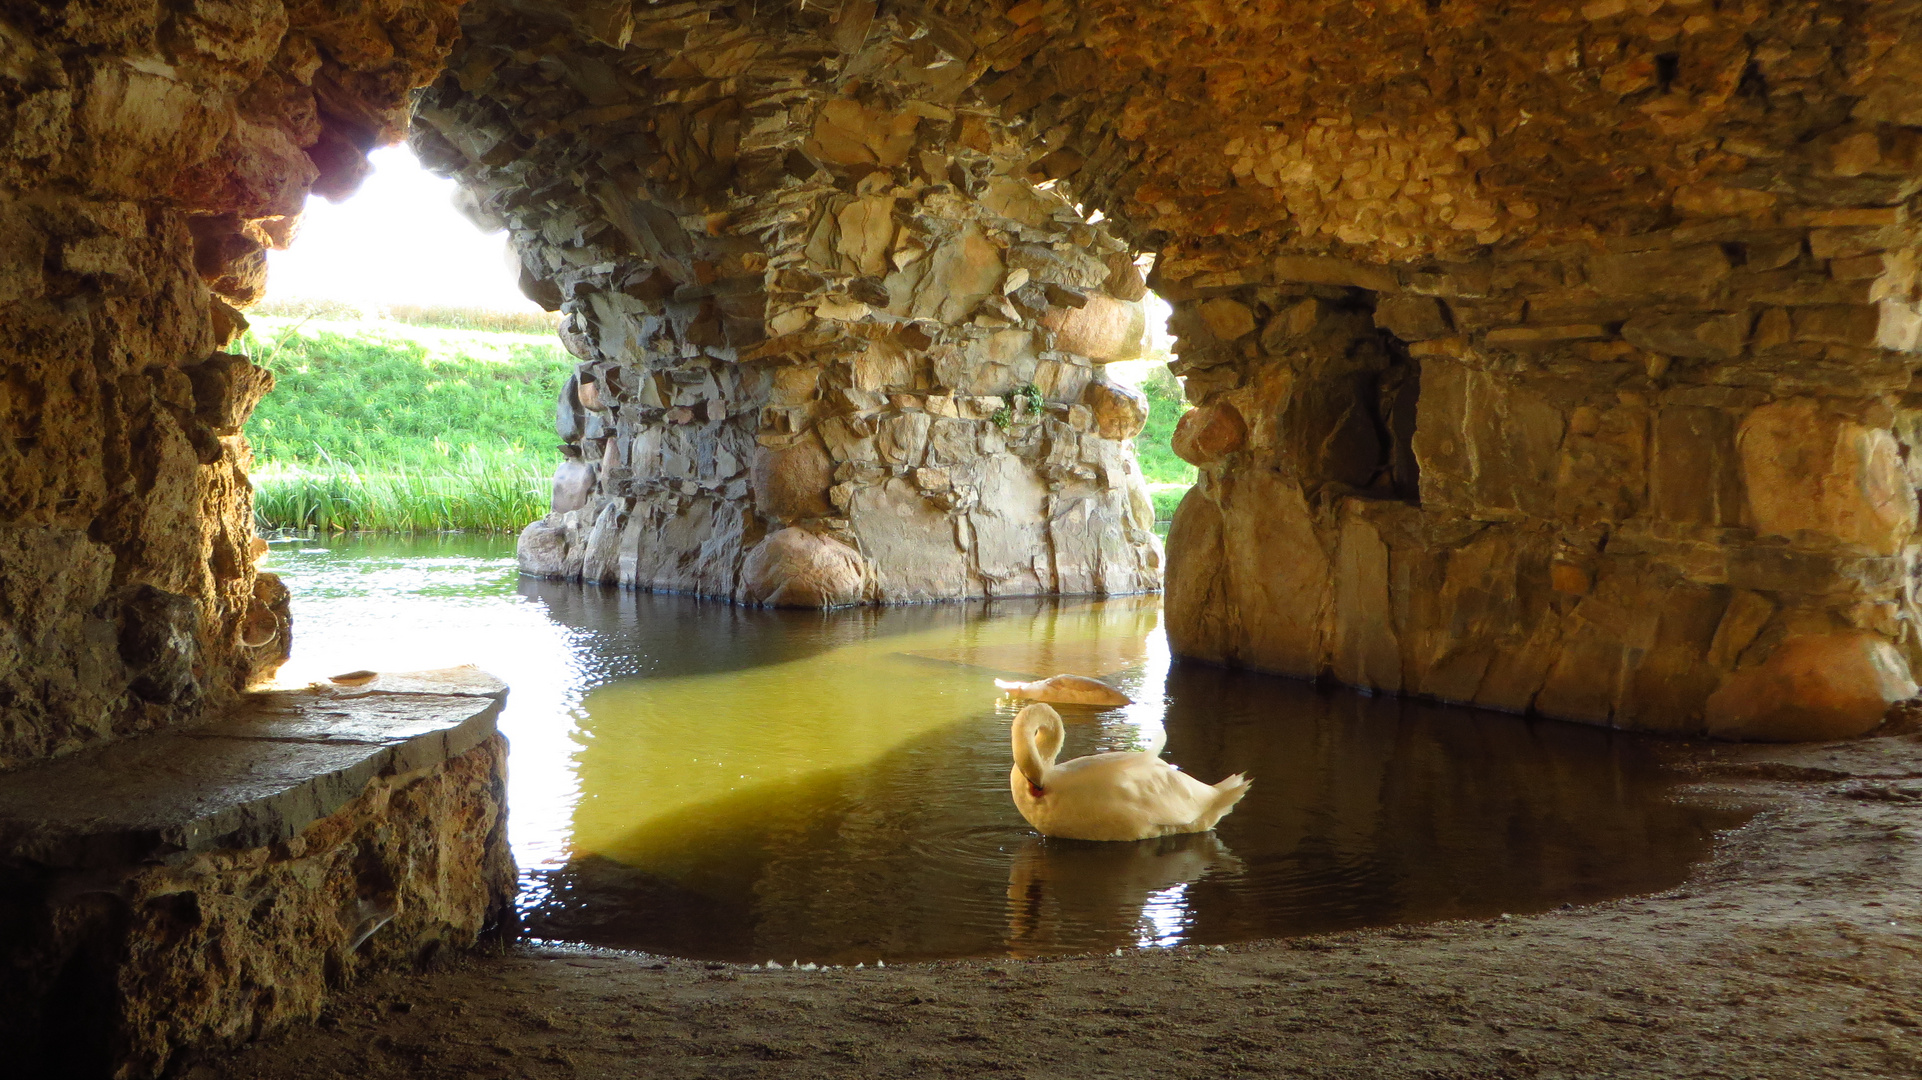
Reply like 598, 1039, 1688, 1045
243, 315, 566, 532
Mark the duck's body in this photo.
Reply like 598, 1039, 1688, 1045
1009, 703, 1251, 842
994, 674, 1131, 707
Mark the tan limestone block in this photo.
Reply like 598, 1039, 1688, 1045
1705, 631, 1917, 741
1171, 401, 1247, 465
750, 434, 834, 520
1102, 253, 1148, 301
737, 528, 867, 608
1484, 324, 1612, 347
1738, 400, 1917, 555
1373, 295, 1451, 340
1586, 246, 1732, 298
1332, 510, 1402, 694
1041, 293, 1145, 360
1083, 378, 1150, 441
1197, 297, 1257, 341
1271, 254, 1396, 292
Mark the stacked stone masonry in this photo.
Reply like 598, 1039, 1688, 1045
0, 0, 464, 768
413, 0, 1164, 606
1116, 0, 1922, 742
8, 0, 1922, 764
2, 4, 506, 1077
12, 0, 1922, 1071
407, 0, 1922, 738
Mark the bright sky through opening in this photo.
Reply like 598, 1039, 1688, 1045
263, 146, 544, 313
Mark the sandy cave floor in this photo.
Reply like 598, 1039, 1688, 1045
199, 735, 1922, 1080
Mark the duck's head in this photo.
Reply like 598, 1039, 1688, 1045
1012, 703, 1065, 787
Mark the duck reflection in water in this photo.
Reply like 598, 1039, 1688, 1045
1005, 831, 1242, 955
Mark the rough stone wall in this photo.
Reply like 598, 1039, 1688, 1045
14, 0, 1922, 781
0, 0, 464, 768
932, 0, 1922, 742
1, 735, 513, 1080
412, 0, 1162, 606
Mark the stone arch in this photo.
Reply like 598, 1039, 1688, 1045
13, 0, 1922, 760
408, 0, 1164, 607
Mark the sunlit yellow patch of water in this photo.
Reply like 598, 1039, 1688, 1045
568, 597, 1160, 884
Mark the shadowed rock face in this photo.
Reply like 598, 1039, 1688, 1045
9, 0, 1922, 770
0, 0, 464, 768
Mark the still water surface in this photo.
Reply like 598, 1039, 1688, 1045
270, 534, 1745, 963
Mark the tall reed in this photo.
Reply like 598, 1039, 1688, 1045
250, 446, 549, 533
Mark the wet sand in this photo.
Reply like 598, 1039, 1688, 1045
197, 732, 1922, 1080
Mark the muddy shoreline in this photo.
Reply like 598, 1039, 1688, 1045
201, 734, 1922, 1079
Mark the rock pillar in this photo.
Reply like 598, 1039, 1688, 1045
1160, 221, 1922, 741
0, 0, 461, 767
412, 0, 1162, 606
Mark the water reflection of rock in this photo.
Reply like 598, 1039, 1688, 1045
515, 586, 1742, 963
1005, 832, 1241, 956
1160, 662, 1749, 938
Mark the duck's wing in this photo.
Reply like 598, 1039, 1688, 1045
1052, 753, 1221, 829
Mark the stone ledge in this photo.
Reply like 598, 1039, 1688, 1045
0, 667, 506, 871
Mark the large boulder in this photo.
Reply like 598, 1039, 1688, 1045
1171, 401, 1247, 466
518, 512, 589, 580
1042, 294, 1146, 361
1705, 631, 1918, 741
737, 528, 867, 608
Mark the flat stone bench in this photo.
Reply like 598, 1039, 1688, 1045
0, 668, 517, 1080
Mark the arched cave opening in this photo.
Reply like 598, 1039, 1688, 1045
9, 1, 1922, 1075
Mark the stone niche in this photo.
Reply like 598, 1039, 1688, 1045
411, 0, 1163, 607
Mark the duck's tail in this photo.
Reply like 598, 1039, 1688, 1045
1199, 773, 1253, 829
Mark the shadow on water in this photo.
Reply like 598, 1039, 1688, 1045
269, 537, 1749, 963
522, 616, 1749, 962
514, 576, 1151, 685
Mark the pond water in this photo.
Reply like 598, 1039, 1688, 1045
268, 533, 1747, 964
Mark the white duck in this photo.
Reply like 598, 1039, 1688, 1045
1009, 703, 1252, 842
993, 674, 1132, 707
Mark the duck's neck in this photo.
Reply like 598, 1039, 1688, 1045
1014, 722, 1055, 789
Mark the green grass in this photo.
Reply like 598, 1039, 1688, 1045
251, 449, 550, 533
242, 315, 568, 532
1133, 363, 1194, 521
